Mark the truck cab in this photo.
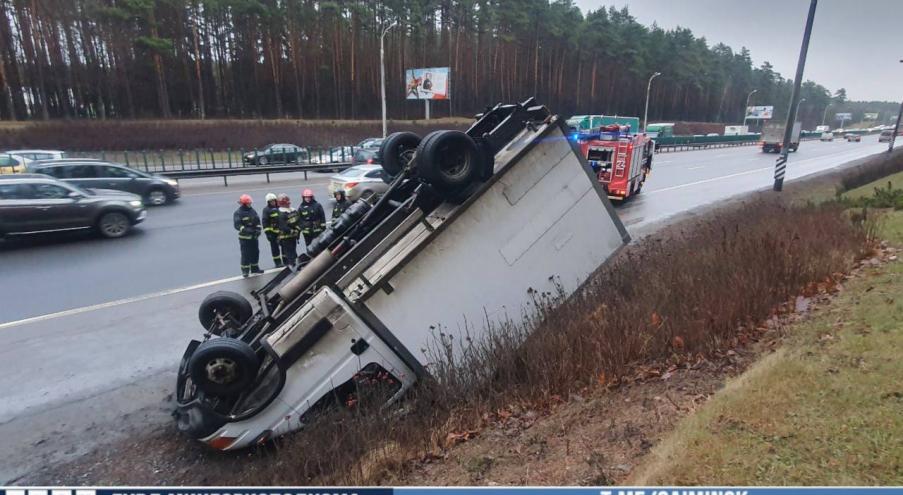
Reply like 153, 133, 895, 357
574, 118, 654, 201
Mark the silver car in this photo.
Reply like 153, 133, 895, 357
327, 164, 389, 201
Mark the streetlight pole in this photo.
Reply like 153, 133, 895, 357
380, 21, 398, 139
795, 98, 806, 126
742, 89, 758, 128
821, 103, 832, 126
774, 0, 818, 192
889, 59, 903, 153
642, 72, 661, 133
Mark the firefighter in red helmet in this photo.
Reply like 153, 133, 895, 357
233, 194, 263, 277
298, 188, 326, 249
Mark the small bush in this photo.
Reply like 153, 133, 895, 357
841, 181, 903, 210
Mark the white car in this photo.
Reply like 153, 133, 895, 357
819, 132, 834, 142
5, 149, 66, 161
327, 164, 390, 201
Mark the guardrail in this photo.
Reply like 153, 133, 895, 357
655, 134, 761, 152
161, 162, 353, 186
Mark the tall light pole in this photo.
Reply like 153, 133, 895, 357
889, 59, 903, 153
642, 72, 661, 132
380, 21, 398, 139
795, 98, 806, 125
774, 0, 817, 192
821, 102, 832, 126
742, 89, 758, 128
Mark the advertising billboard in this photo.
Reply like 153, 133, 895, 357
405, 67, 449, 100
745, 106, 774, 119
835, 112, 852, 121
863, 112, 879, 120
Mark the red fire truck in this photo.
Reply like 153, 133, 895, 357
571, 118, 654, 201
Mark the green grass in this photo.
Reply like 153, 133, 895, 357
630, 180, 903, 485
844, 170, 903, 200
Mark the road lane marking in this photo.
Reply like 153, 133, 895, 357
0, 268, 281, 330
688, 166, 706, 170
181, 178, 333, 198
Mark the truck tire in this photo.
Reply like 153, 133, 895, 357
380, 132, 421, 178
188, 338, 259, 398
416, 130, 481, 195
198, 291, 253, 333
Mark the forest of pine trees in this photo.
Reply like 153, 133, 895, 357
0, 0, 894, 127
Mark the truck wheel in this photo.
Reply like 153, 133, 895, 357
417, 130, 481, 194
380, 132, 421, 178
199, 291, 253, 332
188, 338, 259, 398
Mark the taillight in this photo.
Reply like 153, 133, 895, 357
344, 182, 358, 189
366, 158, 374, 164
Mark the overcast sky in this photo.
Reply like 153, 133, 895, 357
574, 0, 902, 102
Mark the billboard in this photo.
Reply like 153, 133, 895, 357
405, 67, 449, 100
835, 112, 852, 121
864, 112, 879, 120
745, 106, 774, 119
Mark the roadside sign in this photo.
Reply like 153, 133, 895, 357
835, 112, 852, 121
745, 106, 774, 119
863, 112, 879, 120
405, 67, 450, 100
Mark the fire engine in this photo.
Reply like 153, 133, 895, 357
567, 115, 654, 201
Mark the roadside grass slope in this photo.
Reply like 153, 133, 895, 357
629, 181, 903, 486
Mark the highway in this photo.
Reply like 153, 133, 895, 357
0, 135, 889, 482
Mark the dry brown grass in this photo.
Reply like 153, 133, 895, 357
0, 119, 471, 151
230, 196, 872, 486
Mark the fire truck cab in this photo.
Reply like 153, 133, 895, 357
567, 115, 654, 201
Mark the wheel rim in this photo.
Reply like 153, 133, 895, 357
436, 143, 471, 180
398, 148, 416, 169
148, 190, 166, 205
205, 357, 238, 385
260, 157, 268, 165
100, 213, 129, 237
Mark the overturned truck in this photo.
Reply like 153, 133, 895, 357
174, 98, 630, 450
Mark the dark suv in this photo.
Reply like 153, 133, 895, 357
28, 160, 180, 206
0, 174, 147, 239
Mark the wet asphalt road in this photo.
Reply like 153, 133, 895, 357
0, 135, 890, 482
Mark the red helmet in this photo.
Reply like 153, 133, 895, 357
302, 189, 314, 198
239, 194, 252, 205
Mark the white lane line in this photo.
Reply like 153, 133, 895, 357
0, 268, 281, 330
646, 166, 772, 194
182, 178, 333, 198
688, 166, 706, 170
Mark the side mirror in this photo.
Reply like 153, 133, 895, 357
68, 191, 83, 200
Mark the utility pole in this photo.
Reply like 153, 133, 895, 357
642, 72, 661, 132
890, 59, 903, 153
380, 21, 398, 138
774, 0, 817, 192
743, 89, 758, 128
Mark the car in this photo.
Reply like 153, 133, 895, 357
350, 138, 384, 166
27, 160, 180, 206
0, 174, 146, 239
243, 144, 308, 166
845, 133, 861, 142
879, 130, 895, 143
327, 164, 390, 201
5, 149, 66, 161
819, 132, 834, 142
0, 153, 32, 174
309, 146, 353, 165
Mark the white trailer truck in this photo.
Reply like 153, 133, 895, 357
174, 99, 629, 450
761, 121, 801, 153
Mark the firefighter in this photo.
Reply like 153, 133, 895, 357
331, 189, 350, 225
277, 193, 301, 268
233, 194, 263, 278
261, 193, 283, 267
298, 188, 326, 248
